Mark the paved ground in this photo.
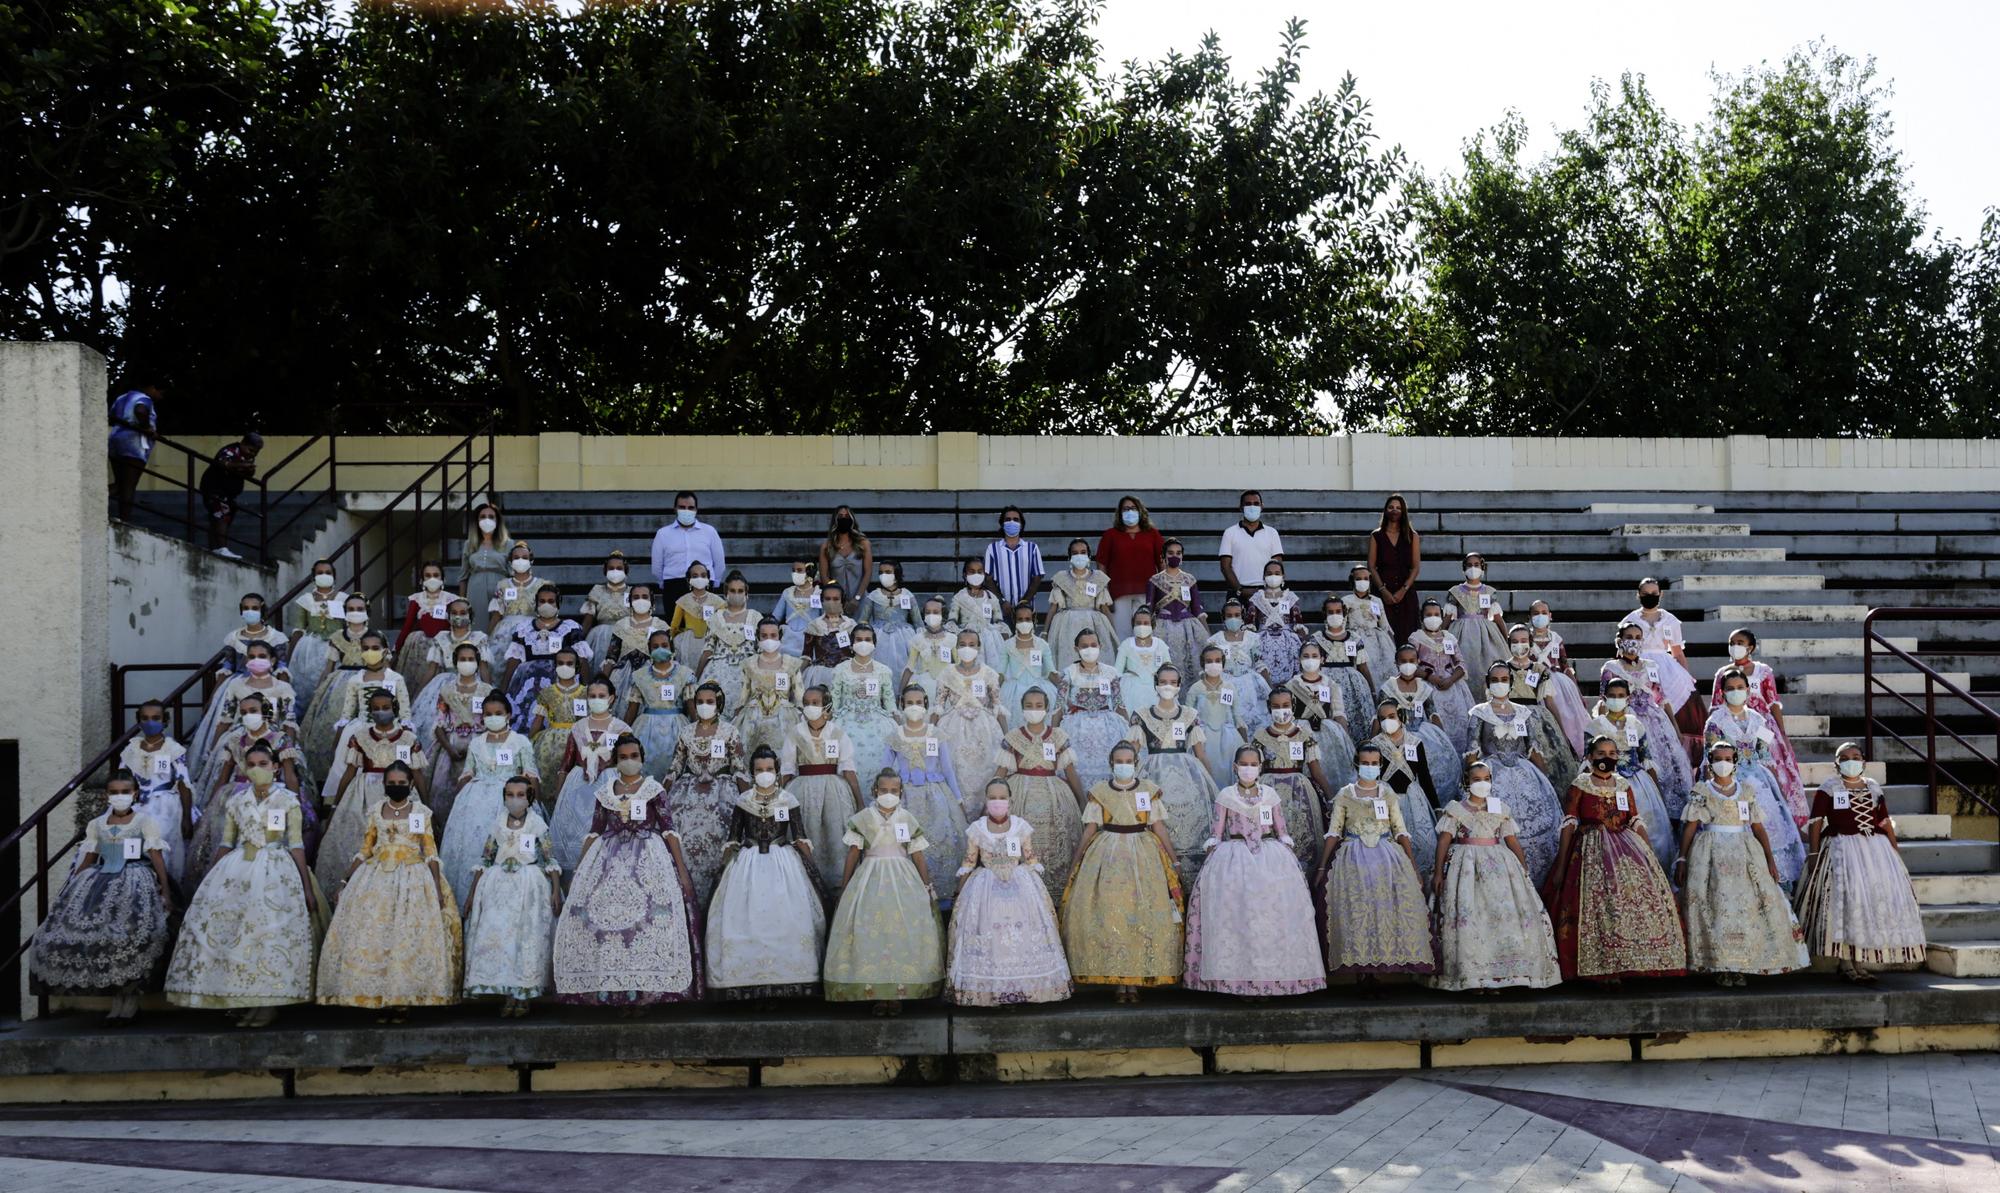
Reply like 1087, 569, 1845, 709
0, 1053, 1994, 1191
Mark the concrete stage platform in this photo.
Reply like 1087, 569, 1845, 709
3, 973, 1996, 1100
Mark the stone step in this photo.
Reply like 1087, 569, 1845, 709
1760, 638, 1914, 660
1790, 735, 1994, 765
1592, 503, 1716, 515
1782, 714, 1829, 736
1921, 903, 2000, 943
1924, 941, 2000, 977
1881, 784, 1933, 816
1801, 671, 1973, 694
1914, 873, 2000, 905
1900, 838, 2000, 875
1713, 604, 1869, 623
1620, 523, 1751, 537
1799, 760, 1886, 785
1680, 573, 1826, 591
1647, 547, 1788, 562
1892, 813, 1954, 840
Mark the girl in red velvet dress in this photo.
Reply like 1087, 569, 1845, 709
1543, 735, 1687, 984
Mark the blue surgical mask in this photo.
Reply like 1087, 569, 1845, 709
1357, 764, 1381, 781
1224, 616, 1243, 632
676, 508, 697, 526
650, 647, 674, 664
138, 719, 165, 738
240, 608, 262, 625
1002, 519, 1021, 537
1120, 508, 1139, 526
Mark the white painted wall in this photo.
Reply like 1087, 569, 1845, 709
109, 523, 278, 668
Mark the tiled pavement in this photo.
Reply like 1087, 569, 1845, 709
0, 1054, 1993, 1191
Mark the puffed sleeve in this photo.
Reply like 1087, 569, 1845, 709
475, 832, 498, 874
1325, 794, 1349, 839
356, 815, 378, 863
1081, 795, 1104, 826
1433, 807, 1459, 837
221, 806, 240, 849
841, 812, 870, 851
994, 737, 1019, 777
80, 818, 103, 857
139, 813, 168, 854
902, 812, 930, 854
1683, 787, 1714, 824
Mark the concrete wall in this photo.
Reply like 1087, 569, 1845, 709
0, 343, 112, 1018
142, 430, 2000, 493
110, 523, 278, 668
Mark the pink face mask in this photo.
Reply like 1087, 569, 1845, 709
245, 657, 273, 676
984, 800, 1010, 821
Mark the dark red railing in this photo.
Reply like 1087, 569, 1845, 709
7, 417, 497, 1015
1862, 607, 2000, 818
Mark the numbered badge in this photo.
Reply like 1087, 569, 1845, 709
1372, 798, 1389, 820
495, 747, 515, 767
1005, 836, 1022, 857
122, 838, 144, 861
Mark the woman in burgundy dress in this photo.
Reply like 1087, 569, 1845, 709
1368, 494, 1422, 645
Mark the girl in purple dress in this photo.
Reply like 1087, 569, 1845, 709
553, 734, 703, 1011
1183, 746, 1327, 997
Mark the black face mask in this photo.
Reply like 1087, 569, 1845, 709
836, 516, 853, 533
384, 783, 412, 800
1591, 756, 1618, 772
1638, 592, 1660, 609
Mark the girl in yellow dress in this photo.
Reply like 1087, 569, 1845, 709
317, 761, 461, 1019
1061, 742, 1184, 1003
668, 562, 723, 671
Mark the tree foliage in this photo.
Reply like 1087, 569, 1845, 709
2, 8, 1995, 436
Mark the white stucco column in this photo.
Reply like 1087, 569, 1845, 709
0, 342, 111, 1016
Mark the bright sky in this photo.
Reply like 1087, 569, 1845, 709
1089, 0, 1997, 246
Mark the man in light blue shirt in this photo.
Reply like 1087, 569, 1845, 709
107, 383, 162, 521
650, 490, 726, 604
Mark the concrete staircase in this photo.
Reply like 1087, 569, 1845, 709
487, 487, 2000, 978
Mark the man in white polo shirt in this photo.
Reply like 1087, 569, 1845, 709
1218, 489, 1283, 601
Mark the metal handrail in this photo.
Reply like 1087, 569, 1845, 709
11, 416, 498, 1012
1862, 607, 2000, 818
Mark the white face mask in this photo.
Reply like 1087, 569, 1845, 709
1487, 682, 1511, 698
1326, 615, 1346, 631
1300, 657, 1322, 674
1469, 780, 1492, 799
1111, 762, 1137, 781
753, 770, 778, 790
956, 645, 979, 663
880, 573, 898, 590
1203, 661, 1224, 678
1422, 615, 1442, 632
694, 702, 717, 721
966, 573, 984, 587
537, 603, 560, 619
853, 639, 876, 657
483, 714, 509, 732
630, 598, 652, 616
1380, 717, 1401, 735
759, 638, 781, 654
510, 558, 532, 574
1464, 566, 1483, 581
1264, 574, 1283, 588
1023, 706, 1047, 725
1531, 613, 1551, 629
345, 610, 368, 625
1724, 689, 1749, 707
314, 573, 335, 589
1242, 505, 1261, 521
1134, 624, 1153, 639
903, 703, 927, 722
1838, 758, 1866, 778
1728, 643, 1749, 660
422, 576, 443, 592
456, 659, 479, 677
875, 792, 901, 811
239, 712, 265, 733
1353, 579, 1370, 594
1271, 707, 1294, 724
1604, 697, 1628, 713
109, 793, 135, 813
1235, 764, 1260, 785
924, 613, 943, 630
1077, 646, 1100, 664
478, 517, 497, 534
1397, 661, 1418, 677
587, 697, 611, 715
555, 664, 577, 681
1070, 553, 1090, 571
792, 570, 809, 586
1015, 622, 1034, 636
803, 704, 826, 722
1710, 759, 1737, 778
687, 576, 710, 591
1155, 684, 1179, 702
606, 569, 626, 585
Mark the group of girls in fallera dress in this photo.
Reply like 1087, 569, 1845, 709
32, 495, 1925, 1023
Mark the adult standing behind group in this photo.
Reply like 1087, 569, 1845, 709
107, 382, 163, 522
817, 505, 871, 598
1368, 493, 1423, 645
983, 506, 1044, 611
1096, 496, 1165, 641
651, 491, 726, 606
1217, 491, 1282, 602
